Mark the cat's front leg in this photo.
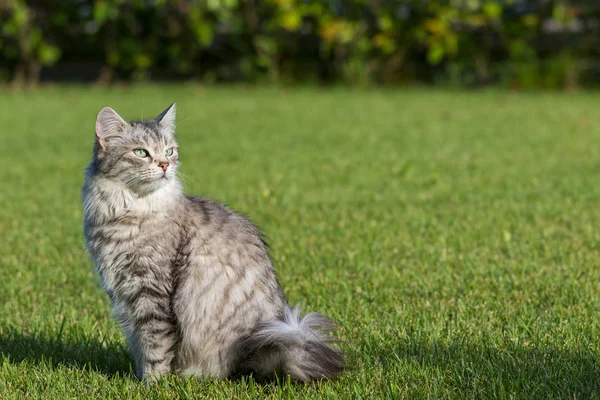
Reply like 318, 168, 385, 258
123, 301, 178, 381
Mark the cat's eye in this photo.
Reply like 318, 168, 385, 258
165, 148, 174, 156
134, 149, 149, 158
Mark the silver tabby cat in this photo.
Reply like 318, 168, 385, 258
82, 104, 343, 382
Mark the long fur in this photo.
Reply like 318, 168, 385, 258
82, 104, 344, 382
240, 305, 344, 381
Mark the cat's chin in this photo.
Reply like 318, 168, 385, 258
130, 177, 174, 198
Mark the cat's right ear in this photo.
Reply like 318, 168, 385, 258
96, 107, 126, 149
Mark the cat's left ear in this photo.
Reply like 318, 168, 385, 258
156, 103, 176, 133
96, 106, 126, 149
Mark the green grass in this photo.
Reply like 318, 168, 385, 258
1, 86, 599, 399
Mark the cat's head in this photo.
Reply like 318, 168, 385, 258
91, 104, 179, 196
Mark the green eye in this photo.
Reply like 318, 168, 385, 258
134, 149, 149, 157
165, 148, 174, 156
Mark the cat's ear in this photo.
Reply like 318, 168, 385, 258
96, 107, 126, 149
156, 103, 176, 133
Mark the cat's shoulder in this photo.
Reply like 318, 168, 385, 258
182, 195, 269, 248
184, 195, 231, 217
183, 195, 254, 227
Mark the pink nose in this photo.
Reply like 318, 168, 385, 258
158, 162, 169, 171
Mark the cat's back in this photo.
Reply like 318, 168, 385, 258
183, 195, 268, 248
174, 195, 286, 376
180, 194, 284, 306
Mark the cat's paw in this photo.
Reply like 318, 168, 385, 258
140, 372, 166, 386
139, 365, 171, 384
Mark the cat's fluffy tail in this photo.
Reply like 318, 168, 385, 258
241, 305, 344, 381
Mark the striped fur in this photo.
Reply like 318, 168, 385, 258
82, 104, 344, 381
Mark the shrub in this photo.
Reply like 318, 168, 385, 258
0, 0, 598, 88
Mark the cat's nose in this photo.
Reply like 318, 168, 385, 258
158, 161, 170, 171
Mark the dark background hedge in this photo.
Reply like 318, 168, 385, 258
1, 0, 599, 88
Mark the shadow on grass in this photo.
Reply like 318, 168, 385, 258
0, 327, 331, 387
0, 327, 133, 378
375, 338, 599, 398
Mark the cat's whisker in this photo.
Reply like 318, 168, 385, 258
123, 176, 144, 189
176, 171, 196, 185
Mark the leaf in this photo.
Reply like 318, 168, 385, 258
464, 15, 486, 28
194, 23, 214, 46
2, 22, 17, 37
207, 0, 221, 12
255, 36, 277, 55
12, 8, 28, 28
553, 4, 566, 21
320, 22, 339, 43
280, 11, 302, 31
94, 1, 108, 24
134, 53, 152, 68
107, 49, 119, 66
373, 34, 396, 55
445, 33, 458, 55
38, 43, 61, 65
424, 19, 447, 35
30, 29, 43, 48
521, 14, 539, 28
339, 22, 355, 44
427, 42, 445, 65
483, 1, 502, 19
378, 16, 393, 31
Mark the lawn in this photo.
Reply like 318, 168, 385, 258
1, 86, 599, 399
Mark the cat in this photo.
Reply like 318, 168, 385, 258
81, 104, 344, 382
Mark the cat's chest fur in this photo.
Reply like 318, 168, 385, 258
84, 186, 181, 296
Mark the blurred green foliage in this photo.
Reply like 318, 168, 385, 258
0, 0, 598, 88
